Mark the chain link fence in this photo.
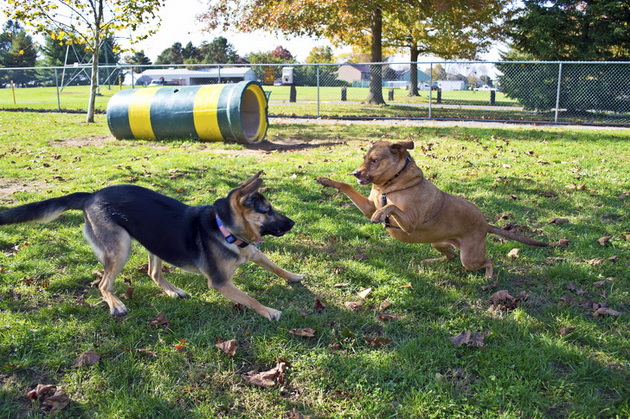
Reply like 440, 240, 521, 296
1, 61, 629, 126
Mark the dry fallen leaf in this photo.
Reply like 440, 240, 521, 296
27, 384, 70, 415
289, 328, 316, 338
73, 350, 100, 367
507, 248, 520, 258
377, 312, 400, 322
174, 339, 188, 353
553, 238, 570, 247
313, 298, 326, 312
597, 236, 612, 246
215, 339, 238, 357
490, 290, 515, 306
149, 312, 171, 332
366, 337, 391, 347
344, 301, 363, 311
482, 280, 498, 291
121, 286, 135, 300
559, 326, 576, 336
242, 359, 288, 388
592, 307, 621, 317
357, 288, 373, 299
588, 257, 606, 266
450, 330, 489, 348
379, 300, 392, 312
549, 218, 570, 224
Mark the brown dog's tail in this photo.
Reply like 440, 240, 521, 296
488, 225, 549, 247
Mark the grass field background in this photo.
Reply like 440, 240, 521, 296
0, 112, 628, 417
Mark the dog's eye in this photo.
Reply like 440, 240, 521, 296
371, 158, 378, 164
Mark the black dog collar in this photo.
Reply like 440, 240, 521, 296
380, 155, 411, 229
216, 215, 249, 248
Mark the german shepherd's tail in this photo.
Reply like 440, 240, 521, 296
488, 225, 549, 247
0, 192, 92, 225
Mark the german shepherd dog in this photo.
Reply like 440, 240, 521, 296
0, 172, 302, 320
317, 141, 548, 278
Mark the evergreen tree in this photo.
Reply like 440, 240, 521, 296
0, 20, 37, 86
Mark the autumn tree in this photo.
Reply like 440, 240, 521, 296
200, 0, 402, 105
306, 46, 334, 64
4, 0, 165, 123
385, 0, 513, 96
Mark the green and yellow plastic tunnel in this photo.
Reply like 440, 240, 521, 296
106, 81, 269, 144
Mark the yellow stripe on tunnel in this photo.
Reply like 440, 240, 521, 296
128, 88, 158, 139
193, 85, 224, 141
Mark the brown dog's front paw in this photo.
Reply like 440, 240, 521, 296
370, 207, 392, 224
315, 177, 339, 189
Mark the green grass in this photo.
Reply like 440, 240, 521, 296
0, 112, 628, 417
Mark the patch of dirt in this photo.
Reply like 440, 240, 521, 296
50, 135, 116, 148
0, 179, 50, 204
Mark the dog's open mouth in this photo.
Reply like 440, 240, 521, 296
357, 178, 371, 186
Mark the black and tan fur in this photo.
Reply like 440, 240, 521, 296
316, 141, 548, 278
0, 172, 303, 320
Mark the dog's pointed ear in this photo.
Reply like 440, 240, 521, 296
393, 141, 414, 151
240, 171, 264, 188
238, 172, 264, 197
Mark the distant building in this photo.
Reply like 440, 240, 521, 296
124, 67, 258, 86
337, 64, 371, 85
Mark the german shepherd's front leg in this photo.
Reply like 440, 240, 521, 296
213, 279, 282, 321
247, 246, 303, 284
316, 177, 376, 217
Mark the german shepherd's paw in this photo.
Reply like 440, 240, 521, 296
110, 304, 128, 317
164, 288, 190, 299
260, 307, 282, 321
285, 273, 304, 284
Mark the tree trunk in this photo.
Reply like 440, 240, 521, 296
365, 7, 385, 105
407, 46, 419, 97
86, 0, 103, 123
86, 48, 98, 123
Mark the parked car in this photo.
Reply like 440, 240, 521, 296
420, 82, 439, 91
148, 79, 180, 86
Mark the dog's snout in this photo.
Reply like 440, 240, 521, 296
353, 170, 362, 178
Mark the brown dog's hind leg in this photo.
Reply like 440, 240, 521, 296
422, 242, 458, 263
147, 253, 189, 298
458, 239, 493, 279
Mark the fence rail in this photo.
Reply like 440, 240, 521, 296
1, 61, 629, 126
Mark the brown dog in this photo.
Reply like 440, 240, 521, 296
316, 140, 547, 278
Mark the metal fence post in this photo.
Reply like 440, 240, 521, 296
428, 63, 433, 119
554, 62, 563, 124
316, 64, 320, 118
54, 68, 61, 111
